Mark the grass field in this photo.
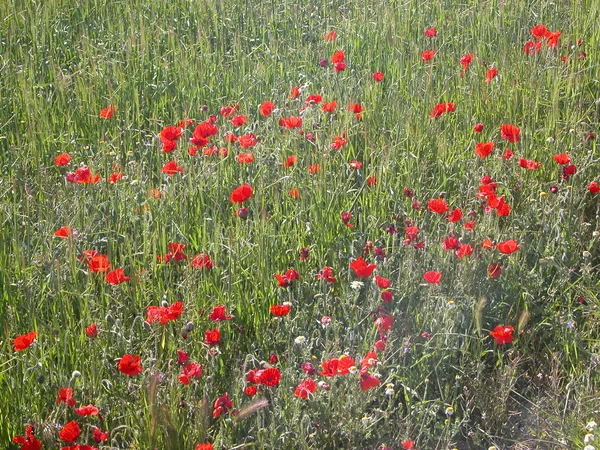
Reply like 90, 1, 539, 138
1, 0, 599, 448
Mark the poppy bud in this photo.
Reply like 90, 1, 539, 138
180, 327, 188, 339
186, 322, 194, 332
237, 207, 248, 218
269, 353, 278, 364
305, 133, 315, 142
550, 185, 558, 194
319, 58, 328, 67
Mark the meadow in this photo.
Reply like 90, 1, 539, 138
0, 0, 599, 448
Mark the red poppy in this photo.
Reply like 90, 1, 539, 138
295, 378, 317, 398
324, 30, 337, 41
475, 142, 495, 158
320, 359, 339, 377
146, 301, 183, 325
279, 116, 303, 129
191, 253, 213, 270
54, 226, 73, 238
402, 440, 415, 449
93, 427, 109, 443
270, 304, 291, 316
118, 354, 143, 376
530, 24, 548, 38
99, 105, 116, 119
545, 30, 560, 48
503, 148, 514, 160
372, 71, 384, 82
488, 264, 502, 278
523, 40, 542, 55
489, 325, 514, 345
429, 102, 455, 118
161, 161, 184, 176
497, 240, 519, 254
552, 153, 570, 165
421, 50, 435, 62
106, 172, 124, 184
238, 133, 257, 149
500, 124, 521, 143
193, 120, 219, 139
256, 367, 281, 386
589, 181, 599, 194
331, 50, 345, 63
86, 323, 98, 338
66, 166, 101, 184
562, 164, 576, 180
316, 266, 336, 283
204, 328, 221, 346
360, 370, 380, 391
322, 101, 337, 113
12, 425, 42, 450
54, 153, 71, 166
350, 256, 376, 278
260, 101, 275, 117
330, 133, 348, 150
209, 305, 232, 322
375, 275, 390, 289
59, 421, 81, 442
485, 67, 498, 82
57, 387, 76, 406
237, 152, 254, 164
160, 125, 182, 142
283, 155, 297, 168
447, 208, 462, 222
105, 268, 130, 285
230, 114, 247, 127
88, 254, 111, 273
519, 158, 541, 170
289, 86, 301, 99
427, 198, 449, 214
230, 184, 253, 203
245, 385, 258, 396
219, 105, 237, 117
212, 392, 233, 419
309, 164, 321, 174
74, 404, 99, 417
196, 443, 214, 450
423, 271, 442, 284
424, 27, 437, 37
460, 54, 473, 74
288, 188, 299, 199
178, 362, 203, 385
366, 174, 378, 187
473, 123, 484, 133
340, 211, 353, 227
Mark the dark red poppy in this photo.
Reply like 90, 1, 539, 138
488, 264, 502, 278
230, 184, 253, 203
212, 392, 233, 419
93, 427, 109, 443
360, 370, 380, 391
589, 181, 599, 194
473, 123, 484, 133
375, 275, 390, 289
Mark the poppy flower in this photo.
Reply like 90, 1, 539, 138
341, 211, 353, 227
93, 427, 109, 443
503, 148, 514, 160
190, 253, 213, 270
207, 305, 232, 323
57, 387, 76, 406
230, 114, 247, 127
324, 30, 337, 41
552, 153, 570, 165
107, 172, 124, 184
421, 50, 435, 62
260, 101, 275, 116
475, 142, 495, 158
256, 367, 281, 386
59, 420, 81, 442
230, 184, 253, 203
54, 226, 73, 238
289, 86, 301, 98
238, 133, 257, 149
105, 268, 130, 285
429, 102, 455, 118
86, 323, 98, 338
99, 105, 116, 119
523, 40, 542, 55
309, 164, 321, 174
427, 198, 449, 214
146, 301, 183, 325
322, 101, 337, 113
237, 152, 254, 164
330, 133, 348, 149
545, 30, 560, 48
488, 264, 502, 278
270, 304, 291, 316
196, 443, 214, 450
366, 175, 378, 187
519, 158, 541, 170
305, 94, 323, 105
372, 71, 384, 82
178, 362, 203, 385
245, 385, 258, 396
460, 53, 473, 74
443, 235, 460, 250
283, 155, 297, 168
530, 24, 548, 38
160, 125, 182, 142
74, 404, 99, 417
331, 50, 345, 63
423, 271, 442, 284
54, 153, 71, 166
497, 240, 519, 254
562, 164, 576, 180
316, 266, 336, 283
12, 425, 42, 450
219, 105, 237, 117
204, 328, 221, 346
473, 123, 484, 133
360, 370, 380, 391
118, 354, 143, 376
500, 124, 521, 143
161, 161, 184, 176
589, 181, 599, 194
320, 359, 339, 377
88, 254, 111, 273
375, 275, 390, 289
66, 166, 101, 184
489, 325, 514, 345
279, 116, 303, 129
485, 67, 498, 83
350, 257, 376, 278
424, 27, 437, 37
13, 331, 37, 351
456, 244, 473, 259
402, 440, 415, 449
447, 208, 462, 222
288, 188, 299, 199
295, 378, 317, 398
212, 392, 233, 419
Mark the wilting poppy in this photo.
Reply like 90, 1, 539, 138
331, 133, 348, 149
460, 54, 473, 75
473, 123, 484, 133
118, 354, 143, 376
289, 86, 301, 99
488, 264, 502, 278
350, 257, 376, 278
423, 271, 442, 284
489, 325, 514, 345
230, 184, 253, 203
93, 427, 109, 443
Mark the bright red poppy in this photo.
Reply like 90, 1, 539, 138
279, 116, 303, 129
190, 253, 213, 270
331, 133, 348, 150
485, 67, 498, 82
427, 198, 449, 214
423, 271, 442, 284
270, 304, 291, 316
421, 50, 435, 62
204, 328, 221, 346
230, 184, 253, 203
59, 420, 81, 442
230, 114, 247, 127
256, 367, 281, 386
99, 105, 116, 119
429, 102, 455, 118
375, 275, 390, 289
373, 71, 384, 82
93, 427, 109, 443
196, 443, 214, 450
209, 305, 232, 321
530, 24, 548, 38
331, 50, 345, 63
260, 101, 275, 117
360, 370, 380, 391
12, 425, 42, 450
161, 161, 184, 176
238, 133, 257, 149
66, 166, 101, 184
447, 208, 462, 222
118, 354, 143, 376
88, 254, 111, 273
523, 40, 542, 55
460, 54, 473, 74
475, 142, 495, 158
146, 301, 183, 325
402, 440, 415, 449
54, 153, 71, 166
74, 404, 99, 417
160, 125, 182, 142
86, 323, 98, 338
54, 226, 73, 238
178, 362, 203, 385
545, 30, 560, 48
283, 155, 297, 168
295, 378, 317, 398
213, 392, 233, 418
497, 240, 519, 254
350, 256, 376, 278
322, 101, 337, 113
589, 181, 599, 194
424, 27, 437, 37
552, 153, 570, 165
489, 325, 514, 345
105, 268, 130, 285
519, 158, 541, 170
500, 124, 521, 143
57, 387, 76, 406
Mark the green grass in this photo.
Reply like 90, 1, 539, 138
1, 0, 599, 448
